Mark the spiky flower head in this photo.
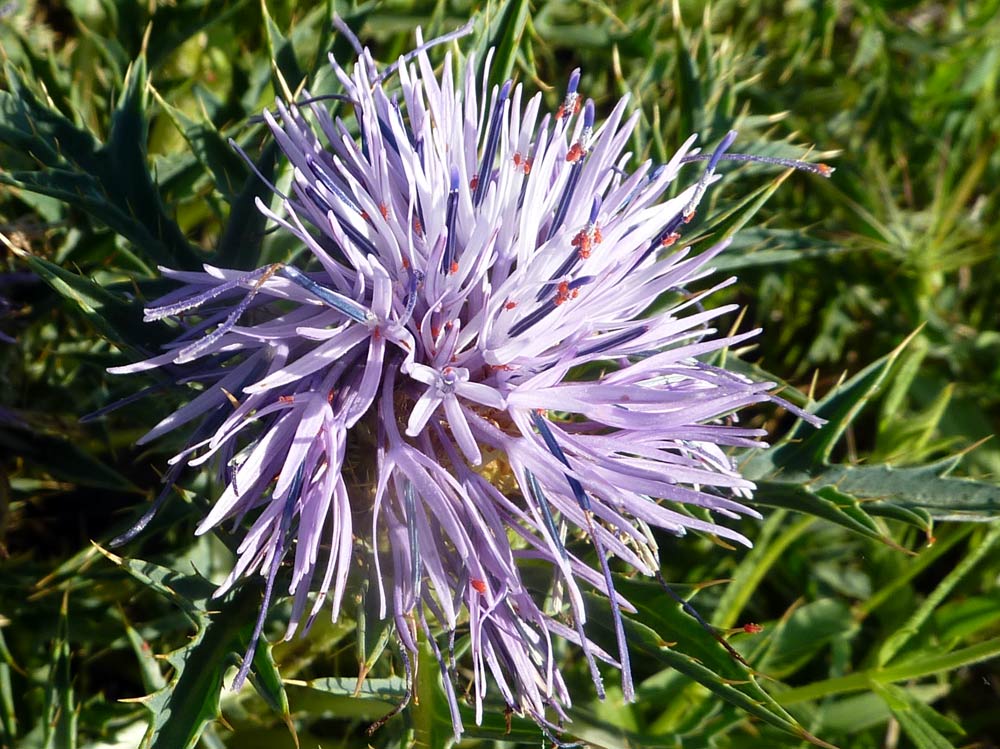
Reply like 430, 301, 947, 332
112, 22, 828, 738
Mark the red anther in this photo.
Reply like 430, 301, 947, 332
817, 163, 833, 176
412, 217, 423, 235
556, 104, 565, 120
469, 175, 479, 191
512, 152, 522, 167
571, 232, 583, 247
577, 248, 590, 260
571, 289, 579, 299
471, 579, 487, 594
279, 395, 295, 404
379, 203, 389, 219
534, 408, 547, 416
451, 354, 458, 363
491, 363, 513, 371
661, 231, 680, 247
523, 158, 533, 175
360, 210, 370, 222
327, 389, 336, 403
554, 280, 573, 306
373, 327, 382, 340
743, 622, 763, 635
431, 325, 441, 339
443, 366, 454, 375
566, 143, 585, 163
444, 321, 454, 330
401, 257, 410, 269
504, 300, 518, 310
450, 261, 459, 275
593, 227, 602, 243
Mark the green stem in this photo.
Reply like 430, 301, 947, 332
774, 636, 1000, 706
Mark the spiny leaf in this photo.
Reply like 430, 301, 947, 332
0, 60, 200, 269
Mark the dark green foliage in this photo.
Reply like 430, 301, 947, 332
1, 1, 998, 748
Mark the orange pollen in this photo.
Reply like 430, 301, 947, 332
278, 395, 295, 404
471, 579, 487, 594
523, 158, 533, 175
401, 257, 410, 269
566, 143, 585, 163
373, 327, 382, 340
512, 152, 522, 167
450, 261, 459, 275
412, 217, 423, 235
578, 248, 591, 260
504, 301, 518, 310
431, 326, 440, 339
327, 389, 336, 403
593, 227, 602, 243
661, 232, 680, 247
743, 622, 763, 635
379, 203, 389, 219
469, 175, 479, 191
554, 281, 573, 306
817, 163, 832, 176
360, 210, 370, 222
556, 104, 565, 119
491, 363, 513, 371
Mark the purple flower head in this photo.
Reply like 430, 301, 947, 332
112, 24, 829, 738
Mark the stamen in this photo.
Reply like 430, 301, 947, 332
405, 481, 422, 600
529, 411, 589, 511
441, 167, 461, 275
556, 68, 581, 120
546, 101, 595, 241
523, 469, 565, 559
232, 464, 305, 691
375, 20, 476, 85
578, 326, 648, 357
474, 80, 512, 207
680, 151, 835, 177
279, 265, 374, 323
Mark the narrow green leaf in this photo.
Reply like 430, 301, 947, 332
477, 0, 531, 90
42, 595, 76, 749
774, 636, 1000, 705
873, 684, 960, 749
877, 522, 1000, 666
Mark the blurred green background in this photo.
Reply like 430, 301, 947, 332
1, 1, 999, 748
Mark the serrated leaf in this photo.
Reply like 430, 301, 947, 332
819, 462, 1000, 521
282, 677, 405, 720
16, 253, 167, 352
139, 586, 259, 749
583, 592, 832, 747
261, 0, 305, 95
0, 60, 200, 269
753, 480, 896, 546
153, 90, 249, 202
748, 331, 921, 478
214, 139, 277, 270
